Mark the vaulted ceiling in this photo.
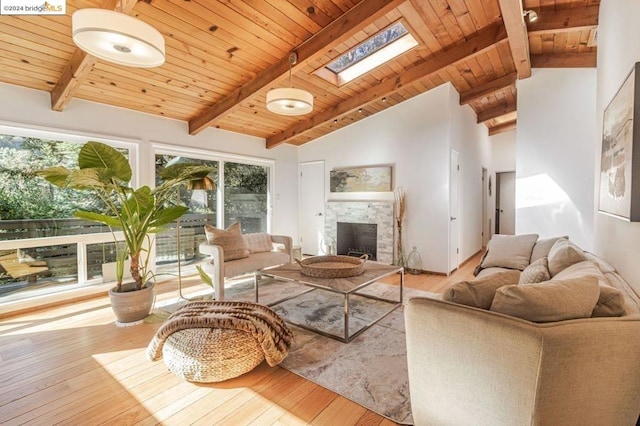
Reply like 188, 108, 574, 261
0, 0, 599, 148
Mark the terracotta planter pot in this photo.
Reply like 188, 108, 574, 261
108, 281, 155, 324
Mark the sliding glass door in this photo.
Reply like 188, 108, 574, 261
154, 154, 218, 277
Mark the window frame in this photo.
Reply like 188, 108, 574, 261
314, 19, 420, 87
0, 123, 140, 305
152, 142, 275, 233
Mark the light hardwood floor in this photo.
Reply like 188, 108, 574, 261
0, 254, 480, 425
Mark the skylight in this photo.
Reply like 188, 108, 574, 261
319, 22, 418, 86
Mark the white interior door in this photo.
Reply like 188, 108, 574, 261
299, 161, 325, 255
497, 171, 516, 235
449, 150, 460, 273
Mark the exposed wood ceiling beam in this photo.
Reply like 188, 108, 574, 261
587, 28, 597, 47
50, 0, 139, 112
489, 120, 517, 136
477, 103, 517, 123
267, 23, 508, 149
459, 72, 516, 105
531, 52, 597, 68
498, 0, 531, 79
51, 50, 99, 111
188, 0, 407, 136
527, 5, 599, 36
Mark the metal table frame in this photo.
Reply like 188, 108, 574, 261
254, 264, 404, 343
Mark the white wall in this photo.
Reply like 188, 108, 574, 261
0, 83, 299, 239
449, 87, 492, 263
516, 68, 597, 250
299, 83, 490, 273
491, 130, 516, 172
594, 0, 640, 291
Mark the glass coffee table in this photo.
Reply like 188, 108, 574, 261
254, 261, 403, 343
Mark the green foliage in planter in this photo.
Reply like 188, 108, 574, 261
37, 141, 213, 292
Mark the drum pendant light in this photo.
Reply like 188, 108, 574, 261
72, 7, 165, 68
266, 52, 314, 116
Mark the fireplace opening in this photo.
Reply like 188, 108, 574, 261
336, 222, 377, 261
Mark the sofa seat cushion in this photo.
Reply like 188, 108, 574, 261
490, 277, 600, 322
443, 270, 521, 309
554, 261, 627, 317
519, 257, 551, 284
205, 222, 250, 261
481, 234, 539, 271
223, 251, 290, 278
547, 238, 587, 276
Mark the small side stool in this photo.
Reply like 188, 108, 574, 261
148, 301, 293, 383
163, 327, 265, 383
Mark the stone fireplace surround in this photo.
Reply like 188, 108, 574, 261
324, 200, 394, 264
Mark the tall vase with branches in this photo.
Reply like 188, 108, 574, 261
394, 187, 406, 267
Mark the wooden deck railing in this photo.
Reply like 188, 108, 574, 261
0, 214, 216, 286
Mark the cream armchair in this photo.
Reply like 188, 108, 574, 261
198, 234, 292, 300
405, 297, 640, 426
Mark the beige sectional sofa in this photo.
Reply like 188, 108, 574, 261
405, 234, 640, 426
198, 230, 292, 300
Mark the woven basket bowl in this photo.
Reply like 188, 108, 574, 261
295, 254, 367, 278
163, 328, 264, 383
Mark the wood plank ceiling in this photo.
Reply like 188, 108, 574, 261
0, 0, 599, 148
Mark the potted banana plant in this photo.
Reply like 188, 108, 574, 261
37, 141, 213, 323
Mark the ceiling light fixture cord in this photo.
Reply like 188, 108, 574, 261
288, 52, 297, 87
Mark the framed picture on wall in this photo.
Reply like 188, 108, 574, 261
329, 165, 392, 192
599, 61, 640, 221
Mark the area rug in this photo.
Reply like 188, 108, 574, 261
153, 276, 441, 425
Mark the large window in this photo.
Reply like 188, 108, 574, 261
0, 130, 133, 303
0, 129, 274, 305
154, 151, 271, 277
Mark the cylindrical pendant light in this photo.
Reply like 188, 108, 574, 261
72, 9, 165, 68
266, 87, 314, 116
266, 52, 314, 116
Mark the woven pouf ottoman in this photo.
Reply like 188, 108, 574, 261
146, 300, 293, 383
163, 327, 264, 383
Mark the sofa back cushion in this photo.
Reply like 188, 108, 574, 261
243, 232, 273, 253
443, 270, 521, 309
547, 238, 588, 276
480, 234, 538, 271
554, 260, 627, 317
490, 277, 600, 322
530, 236, 567, 263
204, 222, 250, 261
583, 251, 616, 273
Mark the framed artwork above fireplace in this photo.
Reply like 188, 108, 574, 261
329, 165, 392, 192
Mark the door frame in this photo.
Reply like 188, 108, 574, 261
449, 149, 460, 275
